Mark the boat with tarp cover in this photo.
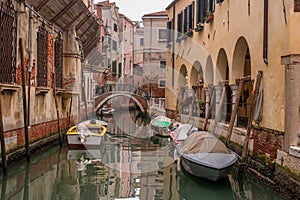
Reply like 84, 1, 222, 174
175, 131, 238, 181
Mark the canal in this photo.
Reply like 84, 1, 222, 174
0, 110, 287, 199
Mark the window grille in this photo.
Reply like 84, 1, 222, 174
37, 22, 48, 87
0, 3, 17, 84
54, 34, 63, 88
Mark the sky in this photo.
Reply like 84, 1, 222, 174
95, 0, 173, 21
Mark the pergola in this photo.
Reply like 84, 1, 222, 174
26, 0, 99, 56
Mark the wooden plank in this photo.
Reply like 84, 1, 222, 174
242, 70, 263, 165
226, 78, 245, 145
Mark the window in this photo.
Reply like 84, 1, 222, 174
140, 38, 144, 46
114, 23, 118, 32
188, 3, 194, 30
54, 35, 63, 88
177, 12, 183, 36
112, 60, 117, 74
0, 4, 17, 84
184, 7, 188, 33
197, 0, 208, 24
37, 23, 48, 87
158, 79, 166, 88
158, 29, 167, 41
166, 20, 173, 43
112, 40, 117, 51
118, 62, 122, 75
160, 60, 166, 69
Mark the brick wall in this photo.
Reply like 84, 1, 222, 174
5, 117, 75, 152
252, 126, 284, 161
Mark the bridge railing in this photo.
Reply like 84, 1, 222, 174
95, 83, 149, 99
149, 97, 165, 110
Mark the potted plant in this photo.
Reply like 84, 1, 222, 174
184, 28, 193, 37
205, 10, 214, 23
194, 23, 204, 32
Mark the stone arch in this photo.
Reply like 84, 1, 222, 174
179, 64, 188, 89
232, 37, 253, 127
205, 55, 214, 85
232, 36, 251, 81
190, 61, 204, 86
94, 93, 146, 113
215, 48, 229, 83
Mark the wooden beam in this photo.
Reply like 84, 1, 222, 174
36, 0, 50, 11
76, 12, 94, 31
51, 0, 81, 23
79, 21, 95, 38
64, 10, 84, 29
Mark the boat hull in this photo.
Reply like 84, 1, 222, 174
66, 120, 107, 147
180, 155, 234, 181
67, 134, 103, 147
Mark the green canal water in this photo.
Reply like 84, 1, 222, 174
0, 111, 287, 199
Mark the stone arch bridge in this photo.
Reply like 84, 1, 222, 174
94, 84, 149, 113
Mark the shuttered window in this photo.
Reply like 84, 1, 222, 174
189, 3, 194, 30
197, 0, 208, 24
184, 8, 188, 33
177, 12, 183, 36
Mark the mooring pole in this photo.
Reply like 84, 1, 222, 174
52, 74, 62, 146
0, 92, 7, 173
19, 38, 30, 162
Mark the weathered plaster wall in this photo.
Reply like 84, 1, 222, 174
165, 0, 295, 133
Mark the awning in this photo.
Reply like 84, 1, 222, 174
26, 0, 99, 56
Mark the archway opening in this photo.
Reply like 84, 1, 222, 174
216, 49, 231, 123
232, 37, 252, 128
190, 61, 205, 117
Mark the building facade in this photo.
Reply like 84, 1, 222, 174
165, 0, 300, 194
142, 11, 168, 99
0, 0, 98, 161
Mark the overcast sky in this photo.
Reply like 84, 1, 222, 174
95, 0, 173, 21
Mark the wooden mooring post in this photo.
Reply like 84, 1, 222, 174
226, 78, 245, 145
242, 71, 263, 166
20, 38, 30, 162
202, 86, 215, 131
52, 74, 62, 146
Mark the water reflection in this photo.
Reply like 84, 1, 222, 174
0, 111, 287, 200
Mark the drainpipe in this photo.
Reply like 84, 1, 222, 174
27, 9, 34, 127
263, 0, 268, 64
150, 18, 153, 97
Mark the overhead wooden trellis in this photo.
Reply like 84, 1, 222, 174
25, 0, 100, 56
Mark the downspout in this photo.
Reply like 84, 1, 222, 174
28, 9, 34, 127
150, 18, 153, 97
263, 0, 268, 64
